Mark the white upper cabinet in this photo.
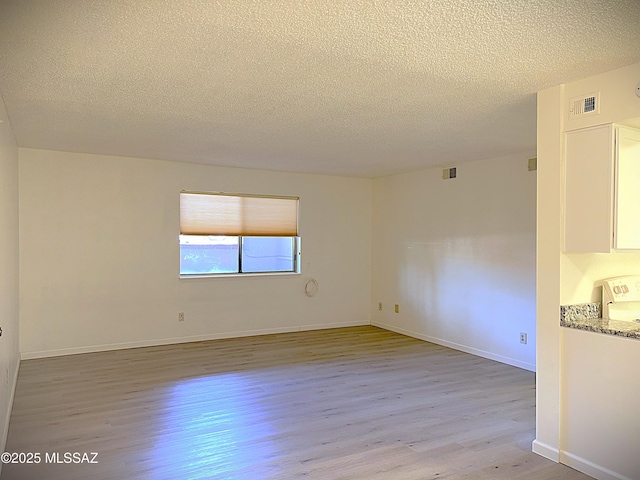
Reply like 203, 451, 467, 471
615, 126, 640, 249
564, 124, 640, 253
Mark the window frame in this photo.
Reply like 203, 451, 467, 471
179, 191, 301, 278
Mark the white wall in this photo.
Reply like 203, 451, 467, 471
0, 95, 20, 464
536, 62, 640, 480
534, 84, 564, 463
19, 149, 372, 358
371, 153, 537, 371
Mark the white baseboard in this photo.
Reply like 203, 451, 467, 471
20, 320, 371, 360
371, 321, 536, 372
532, 439, 560, 462
531, 435, 633, 479
560, 451, 634, 480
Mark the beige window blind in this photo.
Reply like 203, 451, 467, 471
180, 192, 299, 236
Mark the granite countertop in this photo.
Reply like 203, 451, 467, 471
560, 302, 640, 340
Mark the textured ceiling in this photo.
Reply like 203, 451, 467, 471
1, 1, 640, 177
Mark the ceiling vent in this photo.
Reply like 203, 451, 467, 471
569, 92, 600, 119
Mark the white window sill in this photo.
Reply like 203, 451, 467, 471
180, 271, 301, 280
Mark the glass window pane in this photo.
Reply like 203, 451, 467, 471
179, 235, 239, 274
241, 237, 295, 273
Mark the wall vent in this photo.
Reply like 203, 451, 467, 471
569, 92, 600, 119
442, 167, 457, 179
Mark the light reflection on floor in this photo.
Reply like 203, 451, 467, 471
148, 373, 278, 479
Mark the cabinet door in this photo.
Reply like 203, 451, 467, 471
615, 126, 640, 249
564, 124, 614, 253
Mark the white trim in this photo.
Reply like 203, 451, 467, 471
372, 321, 536, 372
180, 271, 301, 279
560, 451, 634, 480
532, 439, 560, 462
20, 320, 370, 360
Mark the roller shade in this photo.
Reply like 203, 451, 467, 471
180, 192, 299, 236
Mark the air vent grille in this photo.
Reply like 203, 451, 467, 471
584, 96, 595, 113
569, 92, 600, 119
442, 167, 457, 179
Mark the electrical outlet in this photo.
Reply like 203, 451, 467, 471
520, 332, 527, 344
378, 302, 382, 311
395, 304, 399, 313
178, 312, 185, 322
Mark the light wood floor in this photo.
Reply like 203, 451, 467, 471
3, 326, 589, 480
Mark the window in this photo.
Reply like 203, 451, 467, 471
179, 192, 300, 276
